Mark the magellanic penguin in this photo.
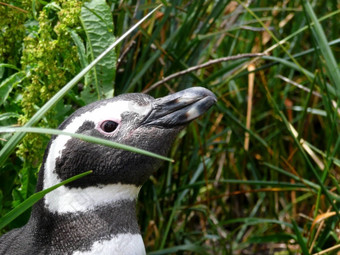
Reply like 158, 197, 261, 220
0, 87, 216, 255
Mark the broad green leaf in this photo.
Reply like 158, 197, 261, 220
80, 0, 116, 102
69, 29, 88, 70
0, 64, 20, 79
13, 166, 37, 206
0, 72, 26, 105
0, 171, 92, 230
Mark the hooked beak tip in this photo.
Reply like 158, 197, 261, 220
143, 87, 217, 127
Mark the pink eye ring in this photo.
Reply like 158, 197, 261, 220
100, 120, 119, 133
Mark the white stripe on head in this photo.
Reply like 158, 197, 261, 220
43, 100, 150, 213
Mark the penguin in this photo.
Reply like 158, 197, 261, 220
0, 87, 216, 255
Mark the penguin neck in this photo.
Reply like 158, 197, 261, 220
29, 197, 145, 254
42, 181, 141, 214
37, 149, 142, 213
28, 166, 145, 253
33, 167, 142, 231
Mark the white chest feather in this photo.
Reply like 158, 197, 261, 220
73, 234, 146, 255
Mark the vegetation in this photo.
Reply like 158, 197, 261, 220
0, 0, 339, 254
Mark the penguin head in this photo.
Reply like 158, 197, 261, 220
40, 87, 216, 210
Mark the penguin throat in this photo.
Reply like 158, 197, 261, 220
42, 138, 141, 214
28, 199, 144, 254
43, 182, 141, 214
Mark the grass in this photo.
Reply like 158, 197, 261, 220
0, 0, 339, 254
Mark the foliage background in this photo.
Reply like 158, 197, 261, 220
0, 0, 339, 254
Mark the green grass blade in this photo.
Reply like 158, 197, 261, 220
0, 126, 173, 162
292, 220, 310, 255
149, 244, 208, 255
234, 0, 312, 84
222, 217, 294, 229
0, 170, 92, 230
247, 233, 295, 245
219, 104, 270, 149
262, 55, 336, 97
262, 83, 340, 219
302, 0, 340, 99
262, 163, 320, 191
159, 158, 212, 249
0, 4, 162, 167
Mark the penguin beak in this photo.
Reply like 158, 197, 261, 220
142, 87, 217, 127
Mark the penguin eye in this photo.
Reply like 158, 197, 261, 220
100, 120, 118, 133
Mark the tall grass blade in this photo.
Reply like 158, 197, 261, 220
292, 220, 310, 255
0, 170, 92, 230
302, 0, 340, 99
262, 83, 340, 219
0, 127, 173, 162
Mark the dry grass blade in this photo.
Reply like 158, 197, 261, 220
244, 64, 255, 151
143, 53, 266, 93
